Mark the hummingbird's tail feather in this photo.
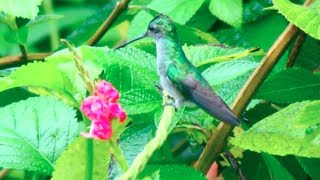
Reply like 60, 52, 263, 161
181, 76, 240, 126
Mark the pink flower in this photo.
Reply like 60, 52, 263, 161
81, 120, 113, 140
94, 80, 119, 102
80, 80, 127, 140
80, 96, 111, 122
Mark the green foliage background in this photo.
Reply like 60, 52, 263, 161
0, 0, 319, 179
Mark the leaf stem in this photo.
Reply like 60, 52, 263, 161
86, 0, 132, 46
194, 0, 315, 173
86, 139, 94, 180
118, 92, 176, 179
43, 0, 60, 50
109, 138, 129, 173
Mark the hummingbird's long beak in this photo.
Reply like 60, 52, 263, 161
116, 33, 147, 49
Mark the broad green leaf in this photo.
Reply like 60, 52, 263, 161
0, 96, 81, 174
297, 157, 320, 179
0, 46, 103, 106
186, 0, 217, 31
209, 0, 243, 28
120, 88, 162, 115
0, 61, 77, 105
273, 0, 320, 40
52, 137, 110, 180
255, 68, 320, 103
103, 47, 158, 93
147, 0, 205, 24
240, 152, 294, 180
231, 100, 320, 158
0, 0, 43, 19
139, 165, 206, 179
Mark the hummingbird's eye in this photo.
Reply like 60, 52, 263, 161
148, 25, 159, 33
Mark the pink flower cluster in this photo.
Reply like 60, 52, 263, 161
80, 80, 126, 140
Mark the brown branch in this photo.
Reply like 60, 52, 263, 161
18, 45, 28, 59
194, 0, 315, 173
286, 31, 306, 68
0, 52, 52, 67
86, 0, 132, 46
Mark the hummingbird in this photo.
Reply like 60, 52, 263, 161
117, 15, 240, 126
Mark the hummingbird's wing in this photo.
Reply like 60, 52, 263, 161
166, 64, 240, 126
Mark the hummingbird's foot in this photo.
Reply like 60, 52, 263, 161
163, 95, 177, 111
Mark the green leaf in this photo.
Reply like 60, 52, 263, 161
0, 88, 36, 107
0, 46, 104, 106
0, 0, 43, 19
186, 0, 217, 31
147, 0, 205, 24
26, 14, 64, 27
255, 68, 320, 103
240, 152, 294, 180
120, 88, 162, 115
209, 0, 243, 28
231, 100, 320, 158
5, 26, 29, 46
103, 47, 158, 93
273, 0, 320, 40
297, 157, 320, 179
0, 96, 81, 174
139, 164, 206, 179
293, 36, 320, 71
52, 137, 110, 180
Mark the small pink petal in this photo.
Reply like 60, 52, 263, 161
94, 80, 119, 102
81, 121, 113, 140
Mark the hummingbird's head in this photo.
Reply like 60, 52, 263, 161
147, 15, 177, 40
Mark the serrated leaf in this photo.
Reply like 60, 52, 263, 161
147, 0, 205, 24
0, 46, 104, 106
0, 0, 43, 19
52, 137, 110, 180
231, 101, 320, 158
273, 0, 320, 40
103, 47, 158, 93
209, 0, 243, 28
139, 165, 206, 179
120, 88, 162, 115
0, 96, 81, 174
255, 68, 320, 103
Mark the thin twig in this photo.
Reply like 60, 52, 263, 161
286, 31, 306, 68
194, 0, 315, 173
86, 0, 132, 46
0, 52, 52, 67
